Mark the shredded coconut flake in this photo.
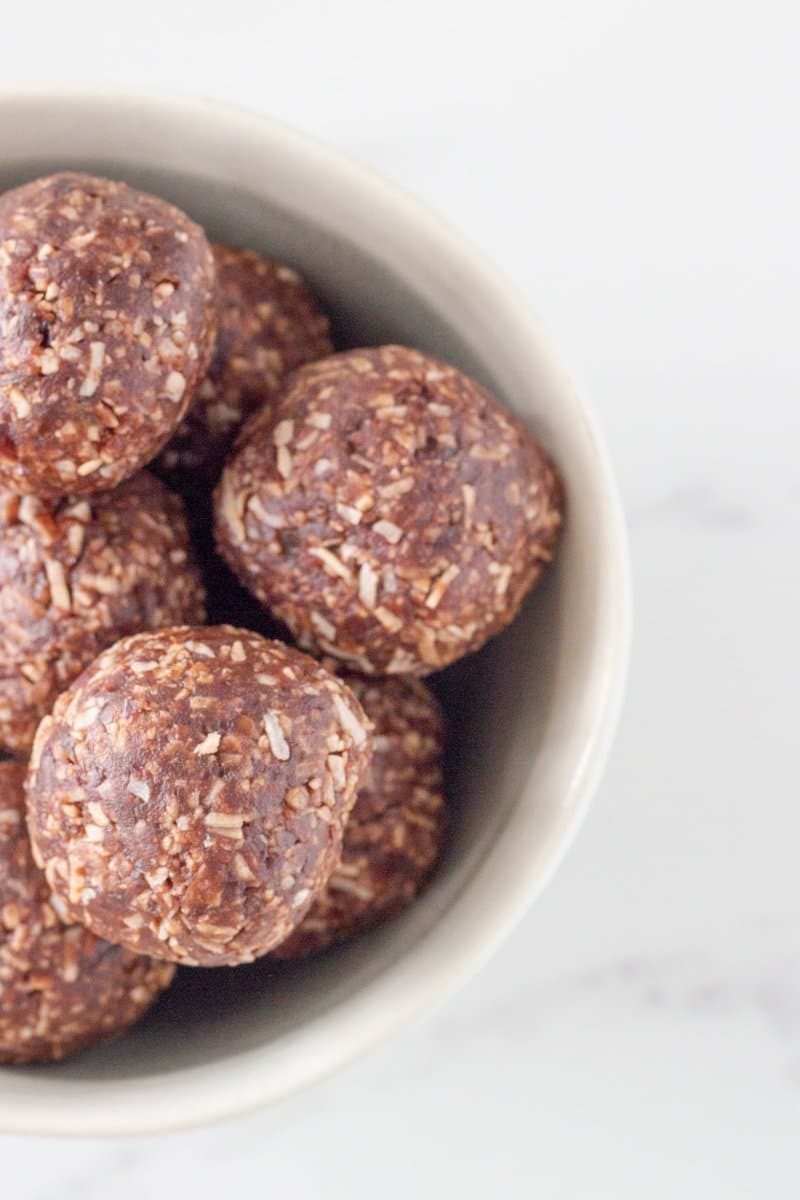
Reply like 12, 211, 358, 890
79, 341, 106, 397
425, 564, 460, 609
373, 519, 403, 544
273, 419, 295, 446
126, 776, 151, 802
332, 693, 367, 747
164, 370, 186, 401
44, 559, 71, 610
358, 561, 379, 609
193, 731, 221, 756
308, 546, 353, 582
263, 712, 290, 760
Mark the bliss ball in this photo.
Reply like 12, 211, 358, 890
275, 675, 446, 958
214, 345, 563, 676
26, 626, 372, 967
0, 471, 205, 753
0, 760, 174, 1064
154, 244, 332, 501
0, 172, 216, 497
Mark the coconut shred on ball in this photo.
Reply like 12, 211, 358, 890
0, 471, 205, 753
0, 760, 174, 1064
275, 675, 446, 959
0, 172, 216, 496
25, 626, 372, 967
155, 244, 332, 500
214, 345, 563, 676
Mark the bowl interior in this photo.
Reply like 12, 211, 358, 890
0, 96, 628, 1130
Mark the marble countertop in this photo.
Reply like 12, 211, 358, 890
2, 2, 798, 1195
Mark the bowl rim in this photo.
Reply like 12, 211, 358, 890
0, 88, 632, 1136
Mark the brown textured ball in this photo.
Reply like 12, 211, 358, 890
26, 626, 372, 967
154, 244, 332, 500
0, 471, 206, 753
0, 760, 174, 1064
0, 172, 216, 496
275, 675, 446, 958
214, 345, 563, 676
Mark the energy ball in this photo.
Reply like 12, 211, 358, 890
0, 760, 174, 1064
0, 172, 216, 497
26, 626, 372, 967
215, 345, 563, 676
155, 244, 332, 501
0, 471, 205, 753
275, 675, 446, 958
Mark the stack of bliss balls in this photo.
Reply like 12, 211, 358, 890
0, 172, 562, 1064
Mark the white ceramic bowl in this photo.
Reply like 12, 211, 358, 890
0, 90, 630, 1135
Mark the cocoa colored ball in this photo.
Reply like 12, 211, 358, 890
155, 244, 332, 501
0, 172, 216, 496
0, 471, 206, 753
26, 626, 372, 967
214, 345, 562, 676
0, 760, 174, 1064
275, 675, 446, 958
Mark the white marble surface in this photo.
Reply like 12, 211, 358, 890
3, 1, 799, 1194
